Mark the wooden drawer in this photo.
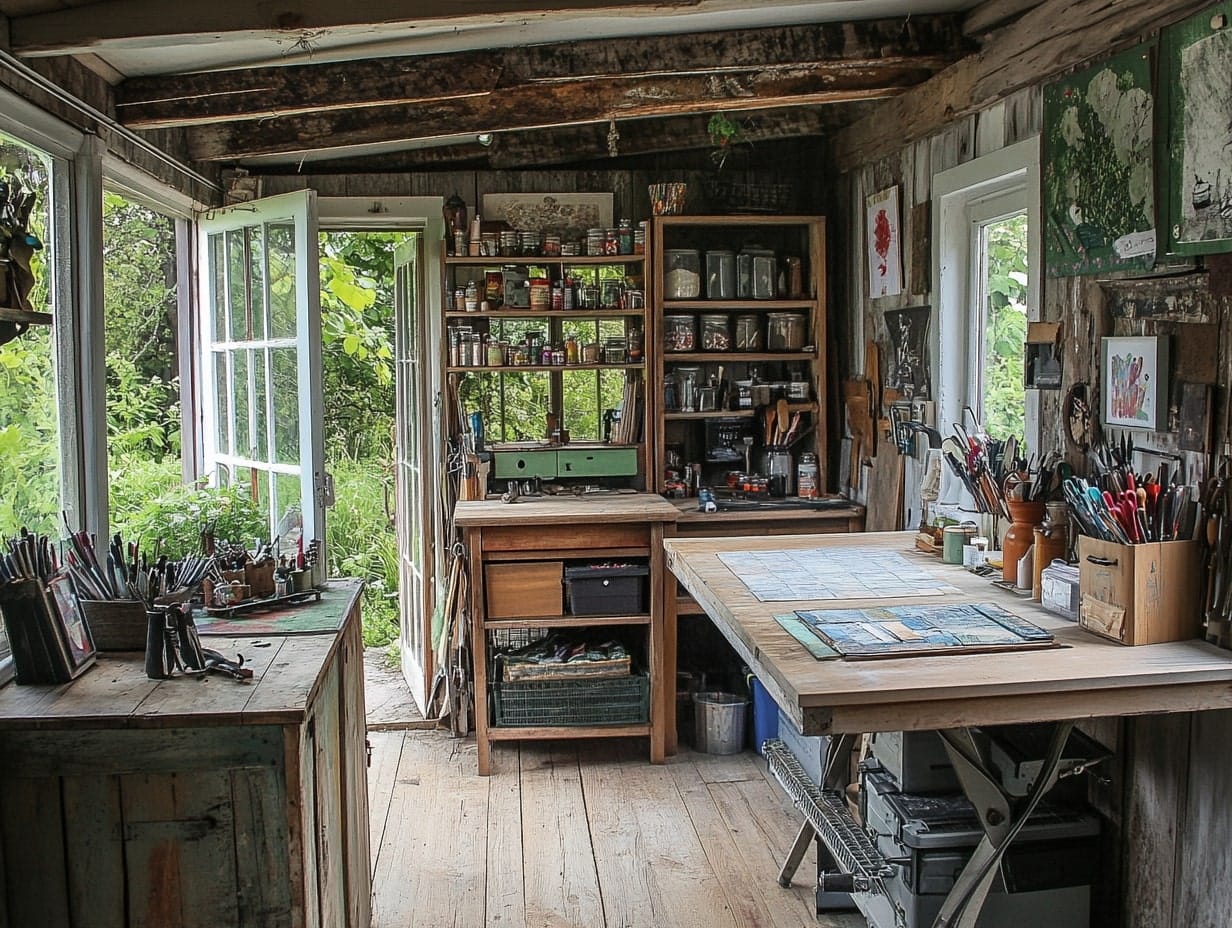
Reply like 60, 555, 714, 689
486, 561, 563, 618
481, 523, 647, 552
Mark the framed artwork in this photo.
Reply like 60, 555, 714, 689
1043, 44, 1157, 277
1161, 3, 1232, 255
46, 576, 96, 678
885, 306, 931, 399
866, 186, 903, 297
481, 193, 613, 239
1100, 336, 1170, 430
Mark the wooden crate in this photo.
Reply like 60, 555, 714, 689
1078, 537, 1202, 645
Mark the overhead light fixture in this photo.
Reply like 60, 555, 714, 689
477, 133, 494, 147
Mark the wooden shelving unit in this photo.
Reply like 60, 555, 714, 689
649, 214, 831, 494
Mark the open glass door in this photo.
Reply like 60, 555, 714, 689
198, 191, 327, 557
393, 235, 433, 711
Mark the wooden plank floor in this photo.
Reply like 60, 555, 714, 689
369, 731, 867, 928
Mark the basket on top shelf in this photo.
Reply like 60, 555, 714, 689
700, 177, 794, 214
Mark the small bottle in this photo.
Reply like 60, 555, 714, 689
562, 277, 575, 311
618, 219, 634, 255
565, 336, 580, 365
797, 452, 819, 499
464, 280, 479, 311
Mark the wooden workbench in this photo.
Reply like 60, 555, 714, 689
455, 492, 679, 774
0, 579, 371, 928
663, 532, 1232, 737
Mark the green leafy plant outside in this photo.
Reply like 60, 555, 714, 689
982, 214, 1029, 443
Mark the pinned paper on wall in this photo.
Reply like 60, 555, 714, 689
866, 186, 903, 298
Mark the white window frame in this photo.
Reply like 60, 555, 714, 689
933, 137, 1041, 506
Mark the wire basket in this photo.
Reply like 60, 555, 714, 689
492, 674, 649, 727
701, 178, 793, 214
489, 627, 550, 651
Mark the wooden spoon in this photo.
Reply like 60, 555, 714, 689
776, 397, 789, 445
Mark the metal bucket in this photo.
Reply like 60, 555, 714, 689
693, 691, 748, 755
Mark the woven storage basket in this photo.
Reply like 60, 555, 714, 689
80, 599, 148, 651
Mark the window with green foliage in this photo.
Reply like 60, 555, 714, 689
0, 133, 59, 539
978, 213, 1029, 441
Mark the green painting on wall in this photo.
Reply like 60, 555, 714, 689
1162, 2, 1232, 256
1043, 44, 1157, 277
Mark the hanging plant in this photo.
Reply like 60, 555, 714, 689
707, 113, 747, 172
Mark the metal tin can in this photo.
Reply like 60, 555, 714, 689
797, 452, 819, 499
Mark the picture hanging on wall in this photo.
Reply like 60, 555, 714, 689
1161, 3, 1232, 255
1043, 44, 1157, 277
1100, 335, 1170, 431
866, 186, 903, 298
885, 306, 931, 400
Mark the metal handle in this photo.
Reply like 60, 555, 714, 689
1085, 555, 1118, 567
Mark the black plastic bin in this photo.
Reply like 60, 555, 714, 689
564, 563, 648, 615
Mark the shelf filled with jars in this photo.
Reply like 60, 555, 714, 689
650, 215, 830, 499
441, 219, 651, 480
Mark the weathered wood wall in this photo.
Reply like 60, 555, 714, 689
830, 49, 1232, 928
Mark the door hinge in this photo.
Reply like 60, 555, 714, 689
316, 470, 336, 508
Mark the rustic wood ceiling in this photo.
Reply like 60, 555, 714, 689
0, 1, 1042, 171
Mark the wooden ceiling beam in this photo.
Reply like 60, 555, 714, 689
116, 16, 970, 130
185, 60, 943, 162
9, 0, 702, 55
832, 0, 1212, 171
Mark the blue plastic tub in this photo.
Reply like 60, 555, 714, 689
747, 675, 780, 755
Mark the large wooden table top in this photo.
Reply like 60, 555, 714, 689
0, 579, 362, 731
454, 492, 680, 527
663, 532, 1232, 736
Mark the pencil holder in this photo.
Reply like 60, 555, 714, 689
80, 599, 147, 651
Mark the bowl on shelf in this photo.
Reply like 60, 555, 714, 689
649, 183, 688, 216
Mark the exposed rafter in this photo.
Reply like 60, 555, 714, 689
831, 0, 1211, 170
116, 16, 970, 131
9, 0, 703, 55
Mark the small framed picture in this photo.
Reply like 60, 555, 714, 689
1100, 336, 1170, 431
46, 575, 96, 678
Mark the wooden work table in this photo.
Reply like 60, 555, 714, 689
455, 492, 679, 774
663, 531, 1232, 737
0, 580, 371, 928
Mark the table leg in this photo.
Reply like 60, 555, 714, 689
932, 721, 1075, 928
778, 820, 816, 887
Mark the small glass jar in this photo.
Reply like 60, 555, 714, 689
766, 312, 807, 351
487, 342, 504, 367
626, 327, 644, 362
464, 280, 479, 312
586, 228, 605, 256
562, 278, 575, 311
565, 336, 580, 365
603, 337, 627, 364
603, 228, 620, 256
734, 314, 763, 350
453, 289, 466, 312
519, 230, 541, 256
550, 283, 564, 311
663, 314, 696, 352
528, 278, 550, 311
582, 342, 601, 364
634, 221, 647, 255
664, 249, 701, 299
618, 219, 634, 255
700, 313, 731, 351
543, 234, 562, 256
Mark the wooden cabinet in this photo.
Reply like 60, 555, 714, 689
649, 215, 831, 496
454, 495, 679, 775
0, 581, 370, 928
443, 253, 650, 484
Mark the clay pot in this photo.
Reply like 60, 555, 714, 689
1002, 499, 1047, 584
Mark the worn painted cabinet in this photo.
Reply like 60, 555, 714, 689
0, 580, 370, 928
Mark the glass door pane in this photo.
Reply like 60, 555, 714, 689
198, 192, 324, 557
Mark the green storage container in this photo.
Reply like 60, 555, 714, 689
557, 447, 638, 477
492, 450, 557, 479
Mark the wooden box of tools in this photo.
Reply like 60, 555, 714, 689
1078, 537, 1202, 645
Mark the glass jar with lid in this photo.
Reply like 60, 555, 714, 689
704, 250, 736, 300
734, 314, 763, 350
766, 312, 807, 351
664, 249, 701, 299
663, 314, 696, 352
700, 313, 731, 351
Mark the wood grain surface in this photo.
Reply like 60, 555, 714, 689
664, 531, 1232, 735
